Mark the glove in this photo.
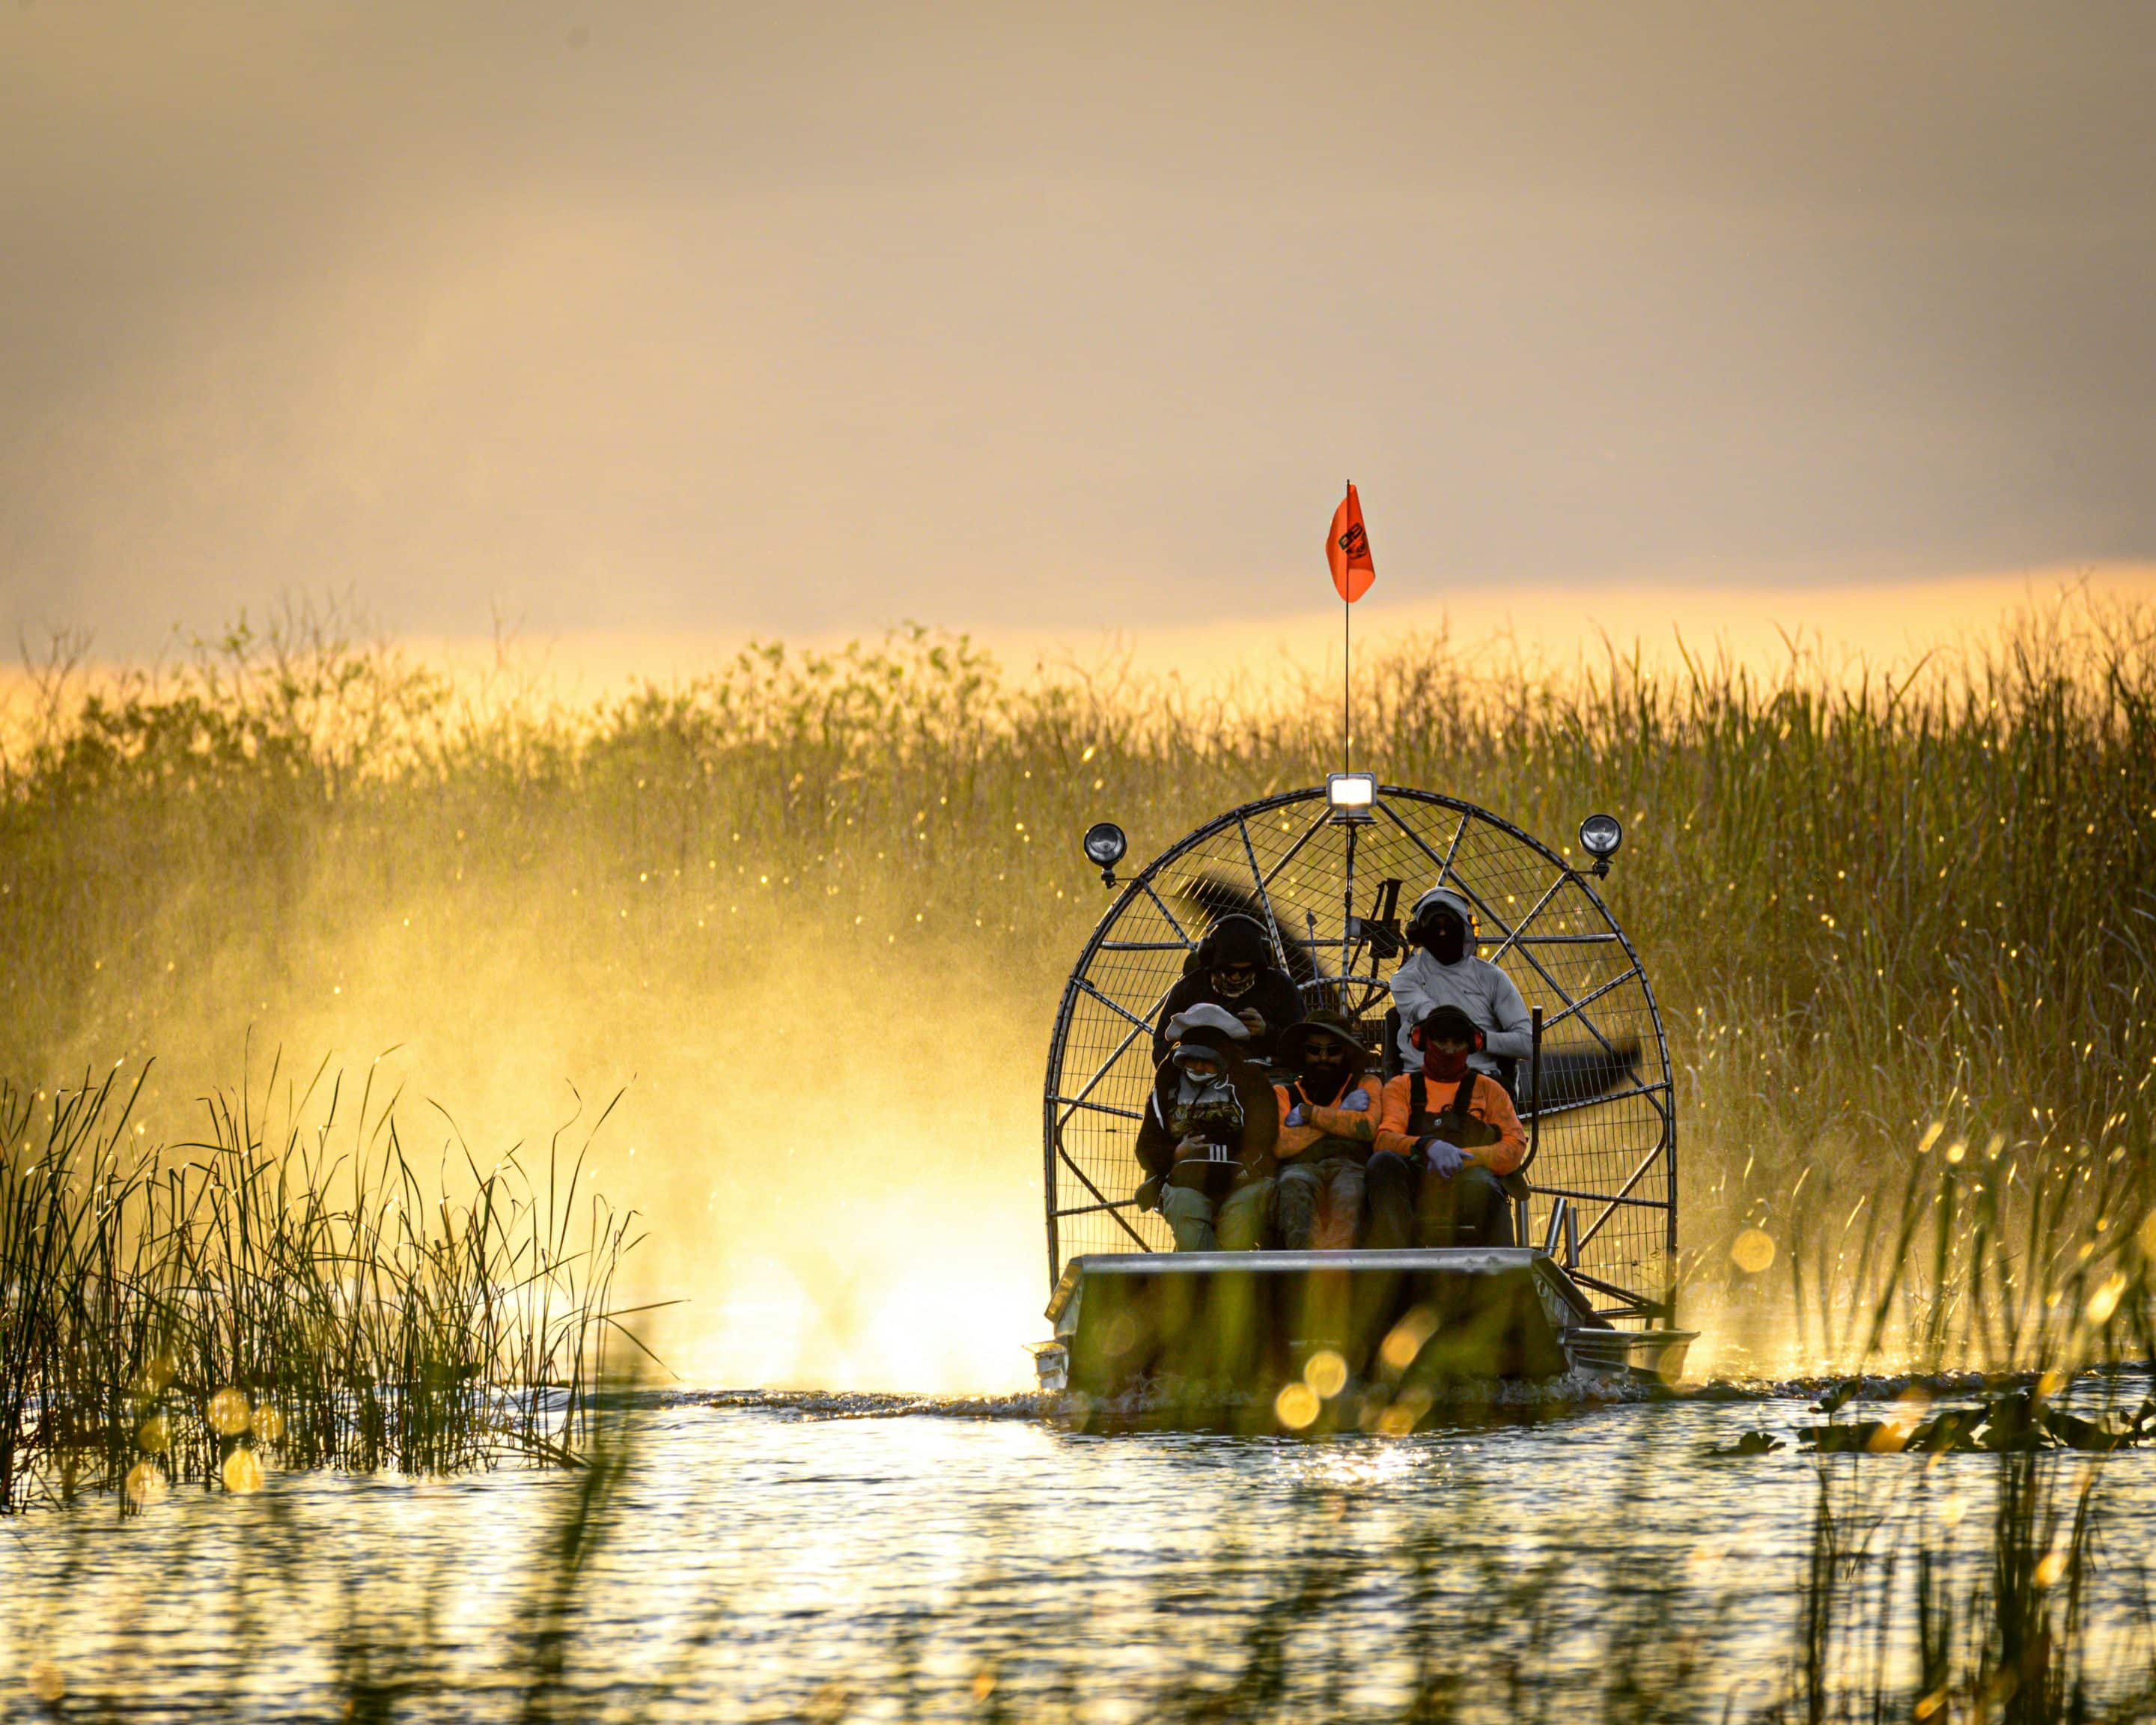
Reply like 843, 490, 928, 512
1422, 1139, 1467, 1178
1284, 1104, 1309, 1128
1340, 1089, 1371, 1113
1135, 1175, 1164, 1213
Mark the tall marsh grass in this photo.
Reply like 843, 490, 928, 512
0, 1055, 642, 1514
1, 591, 2152, 1375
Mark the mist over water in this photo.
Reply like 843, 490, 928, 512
3, 624, 1095, 1390
6, 588, 2154, 1391
31, 846, 1059, 1393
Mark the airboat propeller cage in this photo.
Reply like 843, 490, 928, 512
1044, 784, 1678, 1329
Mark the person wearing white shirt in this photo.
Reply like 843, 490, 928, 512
1386, 886, 1532, 1090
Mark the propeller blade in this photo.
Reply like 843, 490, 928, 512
1169, 873, 1320, 987
1529, 1037, 1642, 1107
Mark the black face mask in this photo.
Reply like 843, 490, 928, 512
1426, 919, 1468, 965
1300, 1047, 1349, 1092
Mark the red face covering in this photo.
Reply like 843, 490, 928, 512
1425, 1048, 1470, 1082
1417, 1036, 1473, 1082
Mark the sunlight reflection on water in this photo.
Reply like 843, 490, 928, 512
6, 1393, 2156, 1720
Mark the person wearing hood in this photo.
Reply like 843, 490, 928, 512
1152, 914, 1306, 1068
1365, 1004, 1526, 1249
1135, 1004, 1281, 1252
1387, 886, 1532, 1087
1270, 1011, 1378, 1250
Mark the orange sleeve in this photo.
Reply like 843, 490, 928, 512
1273, 1085, 1323, 1161
1373, 1074, 1420, 1159
1305, 1078, 1377, 1142
1470, 1076, 1528, 1176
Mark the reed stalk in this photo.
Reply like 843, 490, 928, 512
0, 1056, 642, 1513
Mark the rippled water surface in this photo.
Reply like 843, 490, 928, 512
7, 1390, 2156, 1720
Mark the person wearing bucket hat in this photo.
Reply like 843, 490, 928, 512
1387, 886, 1533, 1086
1365, 1003, 1526, 1249
1133, 1005, 1281, 1252
1270, 1011, 1378, 1250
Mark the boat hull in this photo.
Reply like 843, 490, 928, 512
1041, 1248, 1692, 1412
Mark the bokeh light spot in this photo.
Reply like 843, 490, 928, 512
208, 1387, 251, 1436
1730, 1229, 1776, 1274
1378, 1304, 1439, 1372
1303, 1349, 1348, 1400
1274, 1382, 1321, 1430
2085, 1272, 2128, 1326
222, 1446, 266, 1494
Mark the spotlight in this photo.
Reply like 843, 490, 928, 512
1326, 772, 1377, 822
1082, 821, 1127, 886
1578, 813, 1623, 876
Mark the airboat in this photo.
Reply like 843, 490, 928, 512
1033, 773, 1696, 1427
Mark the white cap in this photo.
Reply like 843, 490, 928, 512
1163, 1003, 1252, 1042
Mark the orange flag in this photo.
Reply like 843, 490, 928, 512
1327, 484, 1375, 602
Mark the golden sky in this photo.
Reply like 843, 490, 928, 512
4, 2, 2155, 656
402, 566, 2156, 706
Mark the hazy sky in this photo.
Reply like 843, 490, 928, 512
4, 2, 2153, 656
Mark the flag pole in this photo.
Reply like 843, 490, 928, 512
1343, 480, 1352, 776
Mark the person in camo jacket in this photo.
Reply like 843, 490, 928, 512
1133, 1005, 1281, 1252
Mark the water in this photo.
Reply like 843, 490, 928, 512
6, 1389, 2155, 1721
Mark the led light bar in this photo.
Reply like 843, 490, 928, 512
1326, 772, 1377, 820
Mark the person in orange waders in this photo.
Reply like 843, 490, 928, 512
1364, 1005, 1526, 1249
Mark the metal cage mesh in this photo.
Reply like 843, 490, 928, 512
1042, 788, 1675, 1325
